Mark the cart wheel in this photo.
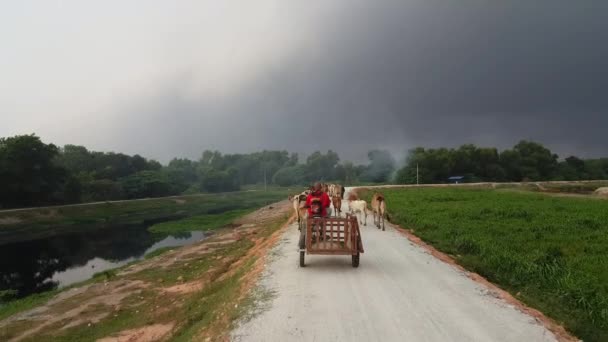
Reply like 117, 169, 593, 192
299, 232, 306, 250
352, 253, 360, 268
300, 251, 306, 267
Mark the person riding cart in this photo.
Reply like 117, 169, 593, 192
306, 182, 331, 218
298, 182, 363, 268
304, 182, 331, 243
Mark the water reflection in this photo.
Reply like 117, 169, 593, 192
0, 225, 206, 298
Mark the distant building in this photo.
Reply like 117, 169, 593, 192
448, 176, 465, 184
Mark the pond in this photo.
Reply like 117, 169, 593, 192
0, 224, 207, 299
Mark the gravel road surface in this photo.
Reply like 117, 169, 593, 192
232, 189, 557, 342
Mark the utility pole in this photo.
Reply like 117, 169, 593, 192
416, 163, 419, 185
263, 167, 267, 192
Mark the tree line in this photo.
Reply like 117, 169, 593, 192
396, 141, 608, 184
0, 134, 395, 209
2, 135, 606, 209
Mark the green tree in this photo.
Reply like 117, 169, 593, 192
165, 158, 199, 193
396, 145, 503, 184
341, 161, 359, 185
399, 147, 451, 183
449, 144, 477, 175
396, 148, 424, 184
0, 134, 66, 208
58, 175, 83, 203
476, 147, 505, 181
198, 167, 239, 193
83, 179, 124, 201
500, 141, 558, 181
120, 170, 172, 199
305, 150, 339, 181
583, 158, 608, 180
56, 145, 93, 173
272, 165, 307, 186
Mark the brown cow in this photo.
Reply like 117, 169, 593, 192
328, 184, 345, 199
371, 192, 387, 231
331, 196, 342, 217
347, 192, 358, 201
322, 183, 329, 194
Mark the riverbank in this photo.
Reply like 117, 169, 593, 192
0, 189, 294, 303
0, 189, 293, 244
0, 200, 293, 341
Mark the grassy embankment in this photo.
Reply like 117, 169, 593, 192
0, 187, 294, 243
360, 187, 608, 342
0, 188, 295, 323
495, 180, 608, 194
0, 290, 60, 322
1, 196, 292, 341
148, 209, 252, 235
535, 181, 608, 194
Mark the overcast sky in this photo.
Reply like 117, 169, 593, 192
1, 1, 607, 163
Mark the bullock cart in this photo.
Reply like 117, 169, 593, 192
298, 214, 364, 267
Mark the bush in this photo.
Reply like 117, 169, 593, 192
120, 171, 172, 199
199, 168, 239, 193
272, 165, 306, 186
82, 179, 124, 201
0, 289, 17, 304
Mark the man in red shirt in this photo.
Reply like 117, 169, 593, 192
305, 182, 331, 218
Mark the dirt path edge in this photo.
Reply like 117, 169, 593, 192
196, 210, 297, 341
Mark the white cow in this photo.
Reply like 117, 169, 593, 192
348, 200, 367, 226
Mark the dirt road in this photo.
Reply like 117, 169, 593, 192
232, 189, 560, 342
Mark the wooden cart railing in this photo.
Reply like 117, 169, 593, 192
299, 214, 363, 267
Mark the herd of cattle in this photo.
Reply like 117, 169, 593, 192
288, 184, 388, 231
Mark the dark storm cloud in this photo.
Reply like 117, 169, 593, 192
3, 1, 607, 162
124, 0, 607, 162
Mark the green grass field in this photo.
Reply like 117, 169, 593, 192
365, 187, 608, 342
148, 208, 253, 234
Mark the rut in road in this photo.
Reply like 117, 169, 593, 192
232, 189, 559, 342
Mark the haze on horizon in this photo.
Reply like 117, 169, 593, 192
1, 1, 607, 163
